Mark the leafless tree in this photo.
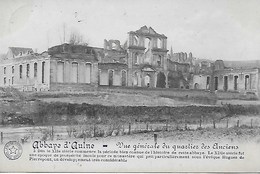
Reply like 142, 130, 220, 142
69, 31, 88, 45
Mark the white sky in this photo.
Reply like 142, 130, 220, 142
0, 0, 260, 61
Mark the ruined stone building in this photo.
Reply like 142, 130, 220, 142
0, 47, 50, 91
0, 45, 99, 91
98, 39, 128, 86
47, 44, 99, 91
192, 59, 260, 96
1, 26, 260, 97
0, 26, 201, 91
127, 26, 168, 88
99, 26, 195, 89
97, 26, 169, 88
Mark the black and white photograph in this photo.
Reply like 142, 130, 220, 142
0, 0, 260, 172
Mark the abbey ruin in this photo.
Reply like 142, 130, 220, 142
0, 26, 260, 97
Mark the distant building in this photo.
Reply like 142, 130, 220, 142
0, 47, 50, 91
47, 44, 99, 91
0, 45, 99, 91
192, 59, 260, 96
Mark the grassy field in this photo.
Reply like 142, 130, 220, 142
0, 87, 260, 145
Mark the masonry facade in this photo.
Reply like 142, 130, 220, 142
0, 45, 98, 91
127, 26, 168, 88
0, 47, 50, 91
1, 26, 260, 97
192, 60, 260, 96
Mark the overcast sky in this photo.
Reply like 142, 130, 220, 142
0, 0, 260, 61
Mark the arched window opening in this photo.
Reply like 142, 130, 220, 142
156, 72, 166, 88
206, 76, 210, 90
157, 55, 162, 67
108, 70, 113, 86
26, 64, 30, 78
194, 83, 199, 89
71, 62, 78, 83
245, 75, 250, 90
57, 62, 64, 83
34, 63, 37, 77
85, 63, 92, 84
12, 66, 14, 74
42, 62, 45, 83
133, 35, 139, 46
133, 53, 138, 64
234, 76, 238, 90
144, 75, 150, 87
19, 65, 22, 79
144, 38, 151, 53
224, 76, 228, 91
121, 70, 127, 86
157, 38, 163, 48
133, 72, 138, 86
214, 77, 218, 90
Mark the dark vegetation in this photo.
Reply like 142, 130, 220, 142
0, 87, 259, 126
28, 101, 260, 125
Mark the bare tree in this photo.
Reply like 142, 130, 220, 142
69, 31, 88, 45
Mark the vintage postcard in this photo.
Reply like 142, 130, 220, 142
0, 0, 260, 172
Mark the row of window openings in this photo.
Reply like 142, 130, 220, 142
133, 54, 162, 66
4, 64, 39, 77
213, 75, 251, 91
3, 77, 14, 85
133, 36, 164, 49
3, 63, 45, 84
18, 63, 38, 79
3, 67, 14, 74
98, 69, 127, 86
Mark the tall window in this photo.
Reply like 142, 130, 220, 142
108, 70, 113, 86
234, 76, 238, 90
133, 53, 138, 64
12, 76, 14, 84
224, 76, 228, 91
144, 37, 151, 52
157, 55, 162, 66
133, 35, 139, 46
12, 66, 14, 74
71, 62, 78, 83
206, 76, 210, 90
42, 62, 45, 83
19, 65, 22, 79
121, 70, 127, 86
57, 62, 64, 83
4, 67, 6, 74
34, 63, 37, 77
157, 38, 163, 48
4, 77, 6, 85
214, 77, 218, 90
85, 63, 91, 84
26, 64, 30, 78
245, 75, 250, 90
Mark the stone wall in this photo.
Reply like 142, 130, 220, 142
0, 55, 50, 91
213, 68, 259, 95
